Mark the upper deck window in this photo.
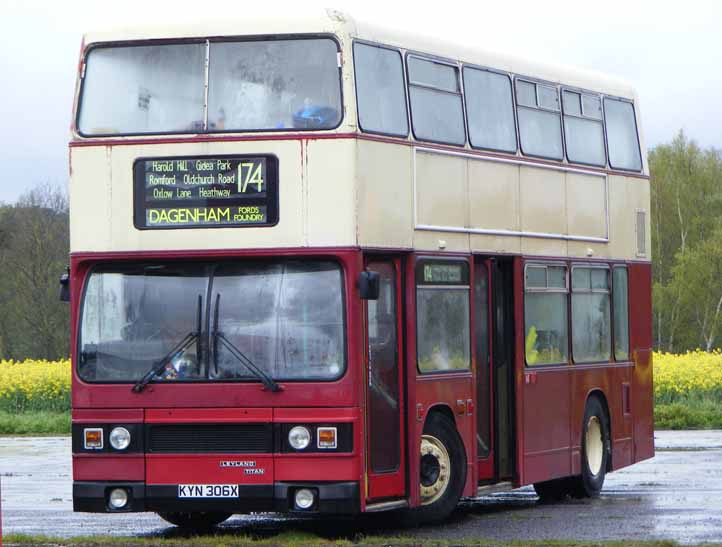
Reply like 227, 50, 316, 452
463, 67, 517, 153
208, 39, 341, 131
353, 42, 408, 137
77, 38, 342, 136
78, 43, 206, 135
515, 79, 563, 160
604, 98, 642, 171
562, 90, 606, 167
407, 56, 466, 145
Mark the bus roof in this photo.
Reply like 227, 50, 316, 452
81, 9, 638, 101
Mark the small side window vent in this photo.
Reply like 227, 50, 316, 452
636, 210, 647, 256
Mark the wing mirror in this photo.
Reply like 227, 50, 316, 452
357, 270, 380, 300
59, 268, 70, 303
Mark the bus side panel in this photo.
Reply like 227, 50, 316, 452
569, 366, 633, 476
629, 262, 654, 463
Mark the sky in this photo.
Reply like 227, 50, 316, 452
1, 0, 721, 203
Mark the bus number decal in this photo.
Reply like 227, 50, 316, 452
239, 161, 265, 193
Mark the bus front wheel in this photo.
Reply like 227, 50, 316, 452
157, 511, 231, 530
412, 412, 467, 524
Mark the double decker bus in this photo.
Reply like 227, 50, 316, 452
66, 10, 653, 528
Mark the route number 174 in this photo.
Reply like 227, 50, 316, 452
238, 162, 265, 193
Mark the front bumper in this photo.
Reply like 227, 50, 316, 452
73, 481, 360, 514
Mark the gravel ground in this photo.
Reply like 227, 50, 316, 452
1, 430, 721, 544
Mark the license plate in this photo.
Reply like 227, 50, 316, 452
177, 484, 239, 498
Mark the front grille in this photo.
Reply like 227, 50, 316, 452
147, 424, 273, 453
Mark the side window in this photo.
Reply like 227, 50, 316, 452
524, 264, 568, 365
515, 79, 563, 160
416, 260, 471, 372
613, 267, 630, 360
463, 67, 517, 153
562, 90, 606, 167
407, 56, 466, 145
572, 266, 611, 363
353, 43, 409, 137
604, 98, 642, 171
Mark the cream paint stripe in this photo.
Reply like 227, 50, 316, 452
413, 146, 610, 244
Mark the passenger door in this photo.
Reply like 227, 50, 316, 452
365, 259, 406, 500
475, 258, 515, 482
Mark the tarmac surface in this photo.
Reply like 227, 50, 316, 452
2, 430, 722, 544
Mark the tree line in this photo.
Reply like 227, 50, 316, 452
0, 132, 721, 360
0, 184, 69, 360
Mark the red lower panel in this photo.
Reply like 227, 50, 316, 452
477, 456, 494, 481
275, 455, 359, 481
522, 448, 570, 485
146, 455, 273, 485
146, 408, 271, 423
72, 408, 143, 423
74, 455, 144, 481
613, 437, 634, 469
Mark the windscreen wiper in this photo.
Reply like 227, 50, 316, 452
212, 294, 282, 392
132, 295, 202, 393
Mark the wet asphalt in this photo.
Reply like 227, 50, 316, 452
2, 431, 722, 544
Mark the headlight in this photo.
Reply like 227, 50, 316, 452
288, 426, 311, 450
108, 488, 129, 509
294, 488, 315, 510
109, 427, 131, 450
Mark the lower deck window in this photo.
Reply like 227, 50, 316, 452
524, 264, 568, 365
572, 267, 611, 363
416, 260, 470, 372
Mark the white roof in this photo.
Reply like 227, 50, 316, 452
82, 9, 638, 100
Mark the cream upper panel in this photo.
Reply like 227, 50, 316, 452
72, 12, 649, 260
69, 139, 356, 253
356, 141, 649, 261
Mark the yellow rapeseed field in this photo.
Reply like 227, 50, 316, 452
0, 359, 71, 412
1, 352, 722, 412
654, 350, 722, 404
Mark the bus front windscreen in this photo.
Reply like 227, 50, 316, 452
78, 261, 346, 383
78, 38, 342, 135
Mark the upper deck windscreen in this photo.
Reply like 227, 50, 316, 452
77, 37, 342, 136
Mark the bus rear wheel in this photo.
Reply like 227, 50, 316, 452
410, 412, 467, 524
157, 511, 231, 530
533, 477, 574, 502
571, 396, 610, 498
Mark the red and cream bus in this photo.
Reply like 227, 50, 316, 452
66, 10, 653, 529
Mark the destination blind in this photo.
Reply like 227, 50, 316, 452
133, 155, 279, 229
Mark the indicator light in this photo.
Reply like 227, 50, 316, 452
84, 428, 103, 450
317, 427, 337, 449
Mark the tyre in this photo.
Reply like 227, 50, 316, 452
157, 511, 231, 530
533, 476, 573, 503
571, 396, 610, 498
408, 412, 467, 525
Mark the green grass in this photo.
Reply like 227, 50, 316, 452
0, 534, 687, 547
654, 400, 722, 429
0, 411, 70, 435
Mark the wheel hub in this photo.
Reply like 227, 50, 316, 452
585, 415, 603, 476
419, 435, 451, 505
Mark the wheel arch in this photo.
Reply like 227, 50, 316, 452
424, 404, 456, 429
585, 389, 612, 472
